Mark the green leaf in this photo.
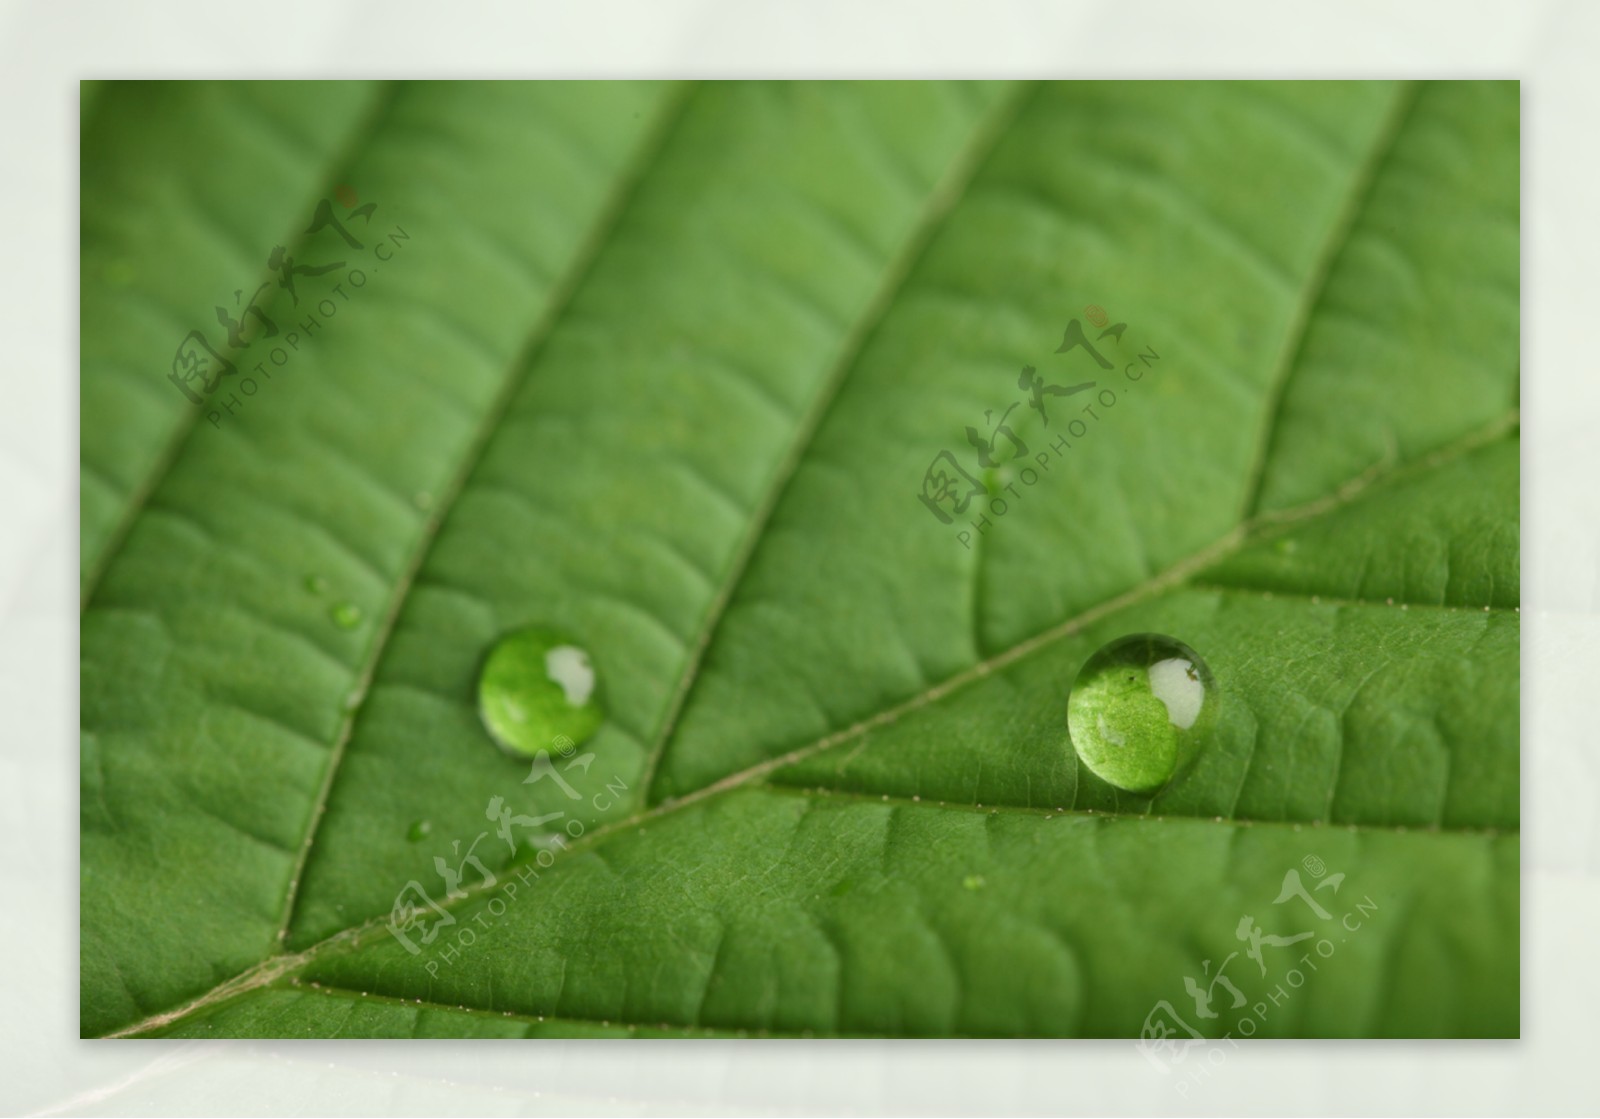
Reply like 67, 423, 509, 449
80, 79, 1518, 1040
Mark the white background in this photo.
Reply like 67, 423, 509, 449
5, 0, 1596, 1114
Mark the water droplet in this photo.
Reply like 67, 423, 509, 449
407, 820, 431, 842
330, 602, 362, 629
305, 574, 329, 595
414, 491, 434, 512
1274, 538, 1298, 555
477, 627, 603, 756
1066, 633, 1217, 793
963, 874, 986, 891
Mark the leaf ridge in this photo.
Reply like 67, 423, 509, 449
275, 81, 700, 944
1239, 80, 1422, 520
636, 81, 1039, 803
79, 81, 404, 614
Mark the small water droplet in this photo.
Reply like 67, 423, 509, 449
305, 574, 329, 595
414, 491, 434, 512
1066, 634, 1218, 793
331, 602, 362, 629
1274, 538, 1298, 555
477, 626, 604, 756
408, 820, 432, 842
963, 874, 986, 891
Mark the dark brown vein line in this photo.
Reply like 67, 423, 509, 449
272, 81, 700, 946
79, 81, 403, 615
635, 81, 1040, 804
1239, 80, 1422, 521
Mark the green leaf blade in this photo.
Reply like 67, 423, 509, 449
80, 80, 1519, 1040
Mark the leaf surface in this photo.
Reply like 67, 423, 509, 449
80, 79, 1519, 1039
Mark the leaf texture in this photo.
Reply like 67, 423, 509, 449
80, 79, 1519, 1039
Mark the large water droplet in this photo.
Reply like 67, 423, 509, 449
1066, 633, 1216, 793
477, 627, 603, 757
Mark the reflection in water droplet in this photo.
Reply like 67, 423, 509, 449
407, 820, 432, 842
477, 627, 603, 757
1066, 633, 1217, 793
330, 602, 362, 629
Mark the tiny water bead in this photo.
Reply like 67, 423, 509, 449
477, 626, 604, 757
407, 820, 432, 842
330, 602, 363, 629
1065, 633, 1217, 793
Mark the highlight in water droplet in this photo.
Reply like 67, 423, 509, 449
1065, 633, 1217, 793
407, 820, 431, 842
330, 602, 362, 629
477, 626, 603, 757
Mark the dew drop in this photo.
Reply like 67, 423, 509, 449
305, 574, 329, 595
407, 819, 432, 842
963, 874, 986, 891
330, 602, 362, 629
1065, 633, 1217, 794
477, 626, 604, 756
